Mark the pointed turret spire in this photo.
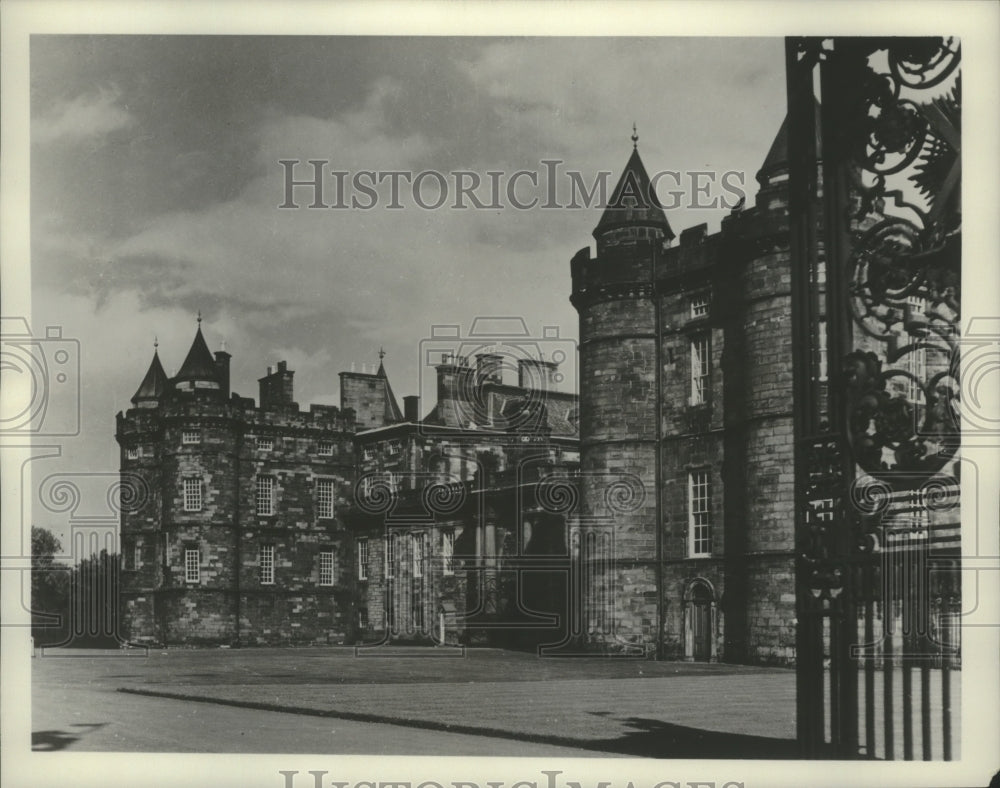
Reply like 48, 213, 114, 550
173, 318, 221, 390
756, 99, 822, 186
593, 136, 674, 244
131, 340, 169, 406
374, 348, 403, 421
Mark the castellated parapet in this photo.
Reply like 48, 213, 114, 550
570, 126, 798, 662
116, 327, 370, 647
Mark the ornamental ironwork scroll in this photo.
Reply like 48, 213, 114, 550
838, 38, 961, 484
788, 36, 961, 760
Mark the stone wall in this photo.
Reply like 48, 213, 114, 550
572, 192, 799, 664
353, 519, 469, 645
574, 280, 661, 652
117, 393, 358, 646
340, 372, 392, 429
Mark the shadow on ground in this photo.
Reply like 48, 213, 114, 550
32, 723, 108, 752
588, 716, 797, 759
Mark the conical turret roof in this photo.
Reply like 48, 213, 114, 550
174, 324, 220, 385
376, 354, 404, 422
131, 348, 169, 405
593, 144, 674, 241
756, 100, 822, 184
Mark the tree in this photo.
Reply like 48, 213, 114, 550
71, 548, 120, 647
31, 528, 121, 647
30, 527, 70, 645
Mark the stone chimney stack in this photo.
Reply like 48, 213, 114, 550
214, 350, 231, 399
475, 353, 503, 385
403, 395, 420, 423
259, 360, 295, 410
517, 358, 558, 391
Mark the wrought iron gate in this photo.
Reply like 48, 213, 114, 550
787, 37, 962, 759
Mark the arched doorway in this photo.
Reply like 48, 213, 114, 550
683, 579, 717, 662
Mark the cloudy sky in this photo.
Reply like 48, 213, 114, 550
28, 35, 786, 528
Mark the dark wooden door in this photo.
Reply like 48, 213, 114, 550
692, 601, 711, 662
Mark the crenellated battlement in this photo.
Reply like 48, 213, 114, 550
116, 395, 358, 441
570, 119, 801, 663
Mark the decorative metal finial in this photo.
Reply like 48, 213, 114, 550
378, 346, 385, 361
197, 310, 202, 325
154, 335, 159, 350
631, 122, 638, 149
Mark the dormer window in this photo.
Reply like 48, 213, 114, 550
127, 447, 140, 460
386, 439, 402, 456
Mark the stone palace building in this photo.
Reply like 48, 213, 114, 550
117, 112, 953, 663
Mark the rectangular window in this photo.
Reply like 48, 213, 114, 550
442, 529, 455, 575
688, 470, 712, 557
816, 320, 829, 383
809, 498, 835, 523
356, 538, 369, 580
884, 489, 932, 549
134, 539, 142, 570
257, 437, 273, 452
316, 478, 335, 519
185, 548, 200, 583
362, 447, 375, 462
358, 608, 369, 630
386, 439, 402, 456
412, 585, 424, 629
256, 475, 274, 516
690, 291, 710, 319
907, 293, 927, 317
318, 551, 335, 586
127, 446, 140, 460
259, 544, 275, 585
690, 334, 710, 405
318, 441, 334, 456
910, 490, 930, 534
905, 347, 927, 404
412, 532, 425, 578
905, 295, 928, 405
182, 430, 200, 444
385, 534, 396, 579
388, 472, 402, 492
183, 478, 202, 511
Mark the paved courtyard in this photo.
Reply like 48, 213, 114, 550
32, 646, 796, 758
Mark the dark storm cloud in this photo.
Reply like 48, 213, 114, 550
29, 35, 786, 476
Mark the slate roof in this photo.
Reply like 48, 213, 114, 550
376, 360, 404, 423
173, 326, 220, 385
424, 387, 577, 436
131, 349, 169, 404
593, 145, 675, 241
757, 100, 823, 183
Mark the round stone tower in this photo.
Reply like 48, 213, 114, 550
569, 135, 674, 654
